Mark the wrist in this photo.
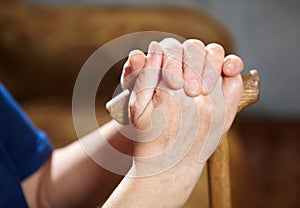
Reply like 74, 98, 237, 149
128, 156, 205, 206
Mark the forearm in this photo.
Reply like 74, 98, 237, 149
103, 159, 205, 208
103, 127, 206, 208
38, 121, 133, 207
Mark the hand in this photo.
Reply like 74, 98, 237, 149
105, 38, 243, 207
121, 38, 243, 165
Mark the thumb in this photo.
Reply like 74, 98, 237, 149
129, 41, 163, 124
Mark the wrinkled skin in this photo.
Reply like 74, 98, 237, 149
121, 38, 243, 167
104, 38, 244, 207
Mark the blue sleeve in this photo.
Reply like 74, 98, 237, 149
0, 82, 53, 181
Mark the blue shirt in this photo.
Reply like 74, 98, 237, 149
0, 83, 53, 207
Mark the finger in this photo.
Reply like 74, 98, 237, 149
129, 41, 163, 123
121, 50, 146, 90
222, 54, 244, 77
222, 74, 243, 132
182, 39, 206, 97
159, 38, 184, 90
201, 43, 225, 95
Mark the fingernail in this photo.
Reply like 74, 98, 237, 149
188, 79, 200, 94
148, 41, 159, 52
202, 79, 213, 94
148, 41, 162, 58
226, 62, 235, 73
172, 74, 184, 88
129, 49, 142, 57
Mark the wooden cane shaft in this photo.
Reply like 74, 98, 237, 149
207, 69, 259, 208
208, 135, 232, 208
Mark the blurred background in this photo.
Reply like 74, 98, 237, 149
0, 0, 299, 207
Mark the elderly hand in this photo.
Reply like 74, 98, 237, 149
121, 38, 243, 165
104, 38, 243, 208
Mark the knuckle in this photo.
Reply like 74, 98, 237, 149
163, 57, 182, 71
188, 39, 206, 50
206, 43, 225, 56
184, 39, 204, 48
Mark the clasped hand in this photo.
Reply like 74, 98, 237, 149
119, 38, 243, 175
